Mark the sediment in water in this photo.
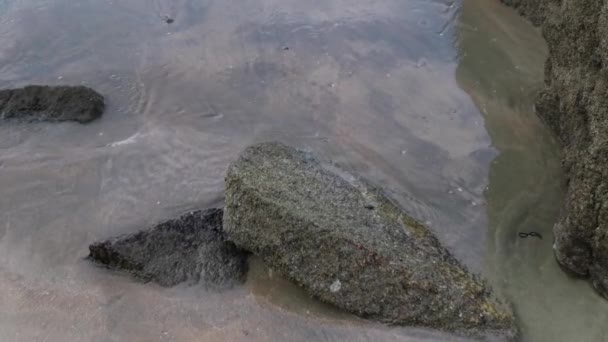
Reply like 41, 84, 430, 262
501, 0, 608, 297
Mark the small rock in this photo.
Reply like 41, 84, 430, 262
0, 85, 105, 123
330, 279, 342, 293
88, 209, 248, 288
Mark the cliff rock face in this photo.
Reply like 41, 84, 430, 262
501, 0, 608, 297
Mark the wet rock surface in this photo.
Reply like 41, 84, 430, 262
502, 0, 608, 298
0, 85, 104, 123
224, 142, 516, 338
88, 208, 248, 288
499, 0, 550, 26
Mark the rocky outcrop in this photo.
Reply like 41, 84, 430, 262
0, 85, 105, 123
500, 0, 608, 297
89, 209, 248, 288
224, 142, 515, 338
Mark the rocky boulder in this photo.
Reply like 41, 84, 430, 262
0, 85, 105, 123
224, 142, 515, 337
89, 209, 248, 288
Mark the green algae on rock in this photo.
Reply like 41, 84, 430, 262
0, 85, 105, 123
224, 142, 516, 337
501, 0, 608, 298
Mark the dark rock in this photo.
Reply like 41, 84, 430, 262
224, 142, 516, 338
88, 208, 248, 288
501, 0, 608, 298
0, 85, 104, 123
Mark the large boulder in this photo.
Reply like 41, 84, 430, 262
89, 209, 248, 288
0, 85, 105, 123
224, 142, 515, 337
501, 0, 608, 298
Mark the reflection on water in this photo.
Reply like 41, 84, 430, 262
0, 0, 493, 340
0, 0, 601, 340
457, 0, 608, 341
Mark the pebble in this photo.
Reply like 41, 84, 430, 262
330, 279, 342, 293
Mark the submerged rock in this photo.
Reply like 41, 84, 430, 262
0, 85, 104, 123
224, 142, 516, 337
89, 209, 248, 288
502, 0, 608, 298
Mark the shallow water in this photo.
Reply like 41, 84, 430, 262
0, 0, 604, 341
457, 1, 608, 341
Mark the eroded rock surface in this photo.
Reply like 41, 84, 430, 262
224, 142, 515, 338
89, 209, 248, 288
0, 85, 105, 123
501, 0, 608, 297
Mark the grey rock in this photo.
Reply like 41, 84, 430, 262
0, 85, 104, 123
502, 0, 608, 298
224, 142, 516, 338
89, 209, 248, 288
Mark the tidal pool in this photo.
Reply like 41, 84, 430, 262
457, 0, 608, 341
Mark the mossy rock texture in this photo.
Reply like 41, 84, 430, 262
224, 142, 515, 338
89, 209, 248, 288
0, 85, 104, 123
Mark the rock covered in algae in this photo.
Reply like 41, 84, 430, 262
224, 142, 516, 338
